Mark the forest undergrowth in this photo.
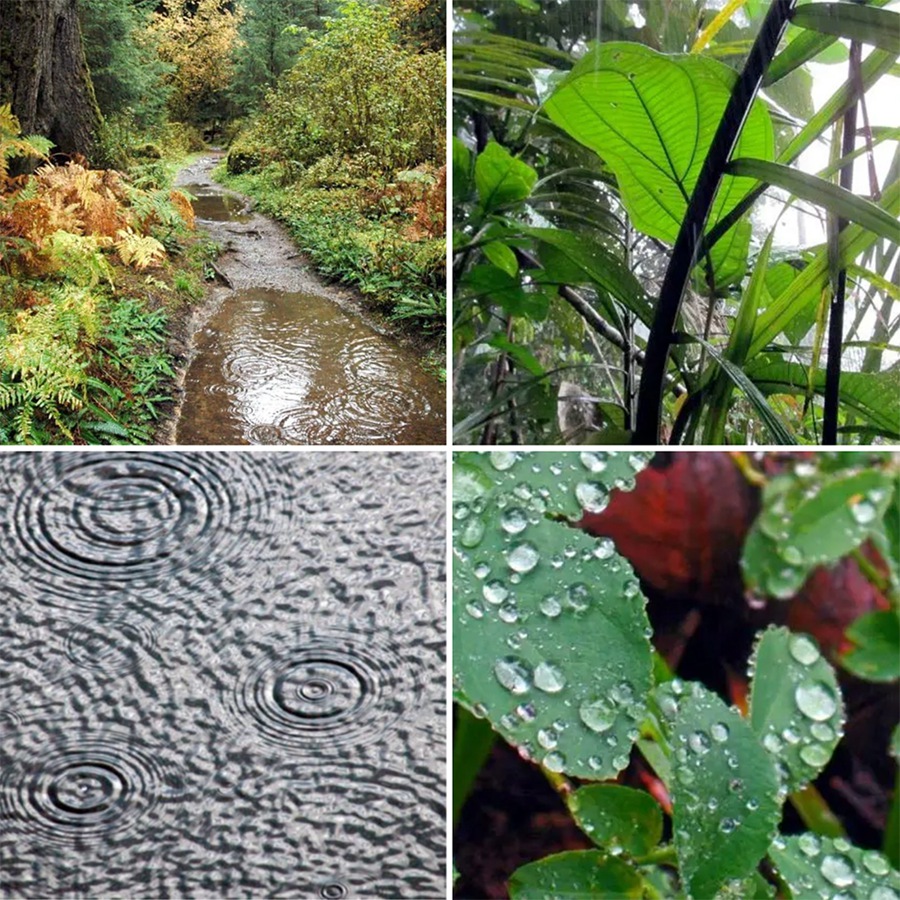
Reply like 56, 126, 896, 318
221, 1, 447, 370
0, 108, 215, 444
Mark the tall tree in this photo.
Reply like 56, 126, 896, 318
0, 0, 101, 159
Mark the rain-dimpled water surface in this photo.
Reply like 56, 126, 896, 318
0, 452, 446, 899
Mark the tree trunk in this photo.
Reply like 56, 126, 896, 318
0, 0, 100, 161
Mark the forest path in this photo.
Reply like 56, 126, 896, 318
170, 154, 444, 445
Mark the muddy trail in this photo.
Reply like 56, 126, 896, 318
171, 154, 444, 445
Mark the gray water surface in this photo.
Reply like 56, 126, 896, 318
0, 452, 446, 898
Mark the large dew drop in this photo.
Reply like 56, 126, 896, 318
543, 751, 566, 772
579, 451, 607, 473
489, 451, 517, 471
789, 634, 820, 666
458, 516, 485, 548
799, 743, 830, 767
507, 542, 539, 574
795, 682, 837, 722
534, 661, 566, 694
500, 507, 529, 535
820, 853, 855, 888
539, 594, 561, 618
850, 499, 877, 524
579, 699, 616, 733
494, 657, 533, 695
575, 481, 609, 514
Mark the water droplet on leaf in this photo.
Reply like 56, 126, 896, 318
795, 682, 837, 721
494, 657, 532, 695
579, 698, 615, 733
533, 661, 566, 694
508, 542, 539, 574
789, 634, 821, 666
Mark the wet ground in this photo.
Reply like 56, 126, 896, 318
173, 156, 445, 446
0, 451, 446, 898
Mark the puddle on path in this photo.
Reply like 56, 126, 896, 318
178, 288, 444, 445
174, 156, 445, 446
181, 182, 252, 223
0, 451, 445, 898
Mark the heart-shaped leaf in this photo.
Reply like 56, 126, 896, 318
543, 42, 774, 286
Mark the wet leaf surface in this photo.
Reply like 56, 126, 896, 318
453, 451, 653, 779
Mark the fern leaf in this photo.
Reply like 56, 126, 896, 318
115, 228, 166, 270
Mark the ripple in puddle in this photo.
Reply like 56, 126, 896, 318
4, 452, 292, 611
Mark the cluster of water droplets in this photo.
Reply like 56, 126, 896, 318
770, 833, 900, 899
747, 469, 891, 600
454, 451, 654, 778
751, 630, 844, 787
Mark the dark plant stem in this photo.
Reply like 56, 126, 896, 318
480, 316, 515, 444
633, 0, 796, 443
623, 221, 636, 430
823, 42, 860, 445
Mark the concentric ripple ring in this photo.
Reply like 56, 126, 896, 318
0, 734, 179, 844
232, 627, 413, 750
6, 452, 288, 610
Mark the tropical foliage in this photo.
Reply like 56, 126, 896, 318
453, 0, 900, 444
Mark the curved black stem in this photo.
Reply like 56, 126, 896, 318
633, 0, 797, 444
823, 41, 861, 444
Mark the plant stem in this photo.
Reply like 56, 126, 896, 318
634, 0, 797, 443
823, 41, 860, 444
635, 845, 678, 867
729, 450, 768, 487
850, 546, 898, 606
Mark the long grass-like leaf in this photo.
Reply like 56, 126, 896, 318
728, 157, 900, 243
792, 3, 900, 55
683, 335, 798, 444
703, 226, 778, 443
749, 177, 900, 357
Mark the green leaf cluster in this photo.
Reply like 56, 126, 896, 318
453, 450, 900, 898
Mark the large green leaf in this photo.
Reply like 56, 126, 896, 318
543, 42, 774, 285
509, 850, 644, 899
742, 467, 896, 599
749, 626, 845, 792
475, 141, 538, 213
453, 451, 654, 780
769, 833, 900, 898
668, 683, 781, 899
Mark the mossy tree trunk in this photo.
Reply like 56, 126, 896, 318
0, 0, 101, 161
